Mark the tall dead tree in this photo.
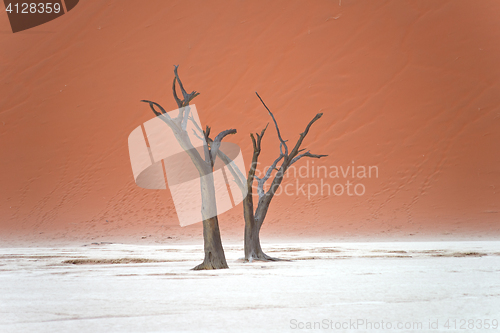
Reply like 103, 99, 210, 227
141, 66, 235, 270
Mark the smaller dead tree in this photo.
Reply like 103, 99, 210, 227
142, 66, 235, 270
215, 93, 327, 261
243, 93, 327, 261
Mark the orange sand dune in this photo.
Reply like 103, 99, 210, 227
1, 0, 499, 244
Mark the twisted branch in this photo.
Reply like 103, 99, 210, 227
255, 92, 288, 156
210, 129, 237, 164
173, 65, 200, 107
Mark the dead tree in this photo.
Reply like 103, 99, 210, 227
141, 66, 235, 270
238, 93, 327, 261
244, 93, 327, 260
214, 93, 327, 261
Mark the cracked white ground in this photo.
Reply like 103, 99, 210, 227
0, 241, 499, 332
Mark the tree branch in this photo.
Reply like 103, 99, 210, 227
250, 133, 257, 151
174, 65, 200, 107
207, 142, 247, 195
204, 126, 211, 144
181, 105, 191, 131
210, 129, 237, 164
192, 128, 204, 141
185, 115, 211, 163
141, 100, 181, 134
188, 115, 203, 135
255, 92, 288, 156
257, 153, 284, 199
172, 77, 183, 109
174, 65, 189, 101
289, 151, 328, 166
289, 113, 323, 159
141, 100, 167, 116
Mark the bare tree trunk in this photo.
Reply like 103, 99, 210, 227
242, 127, 272, 262
241, 126, 285, 261
190, 173, 230, 269
194, 216, 228, 269
244, 193, 282, 261
244, 216, 270, 261
194, 172, 228, 269
243, 194, 264, 260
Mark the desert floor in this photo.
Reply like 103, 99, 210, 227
1, 241, 499, 332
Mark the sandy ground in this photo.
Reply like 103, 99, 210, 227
1, 241, 499, 332
1, 0, 499, 240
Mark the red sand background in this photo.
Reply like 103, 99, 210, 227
1, 0, 499, 245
